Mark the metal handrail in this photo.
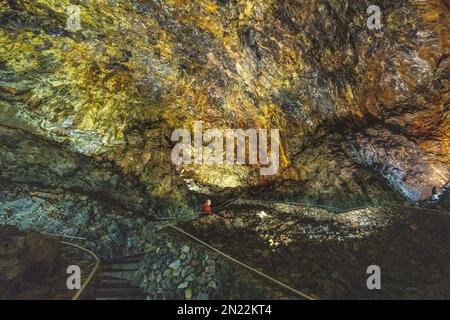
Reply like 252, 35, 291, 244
170, 225, 316, 300
60, 241, 100, 300
40, 231, 88, 240
167, 198, 448, 300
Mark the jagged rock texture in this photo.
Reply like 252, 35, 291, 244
0, 0, 448, 207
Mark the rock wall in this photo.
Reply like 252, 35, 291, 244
135, 232, 292, 300
0, 126, 157, 215
0, 183, 155, 259
0, 226, 80, 299
0, 0, 448, 205
349, 126, 449, 202
0, 184, 291, 299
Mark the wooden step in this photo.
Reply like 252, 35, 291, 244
99, 270, 138, 280
98, 277, 131, 284
101, 262, 142, 272
98, 281, 138, 289
108, 255, 145, 264
96, 287, 144, 298
92, 255, 147, 300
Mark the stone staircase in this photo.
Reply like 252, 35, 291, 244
94, 255, 147, 300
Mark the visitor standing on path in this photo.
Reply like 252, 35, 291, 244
200, 199, 213, 217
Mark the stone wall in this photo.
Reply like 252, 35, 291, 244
0, 183, 290, 299
134, 232, 291, 300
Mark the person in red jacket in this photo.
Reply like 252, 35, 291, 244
201, 199, 213, 217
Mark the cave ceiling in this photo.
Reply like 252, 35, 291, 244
0, 0, 448, 207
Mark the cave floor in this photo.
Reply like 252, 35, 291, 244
177, 201, 450, 300
0, 227, 97, 300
